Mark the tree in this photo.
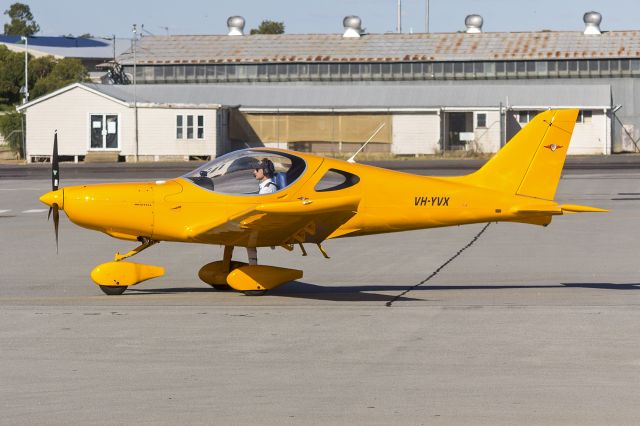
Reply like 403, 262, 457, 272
0, 45, 24, 104
0, 46, 89, 107
28, 55, 56, 81
30, 58, 89, 99
3, 2, 40, 36
250, 20, 285, 35
0, 110, 25, 158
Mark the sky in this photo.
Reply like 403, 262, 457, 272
2, 0, 639, 40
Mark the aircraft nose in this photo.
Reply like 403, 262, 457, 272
39, 189, 64, 209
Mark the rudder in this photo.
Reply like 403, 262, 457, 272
463, 109, 578, 201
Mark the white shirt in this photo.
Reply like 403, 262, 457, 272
258, 178, 277, 194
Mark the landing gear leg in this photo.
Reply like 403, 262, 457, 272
211, 246, 234, 290
91, 238, 164, 295
198, 246, 245, 290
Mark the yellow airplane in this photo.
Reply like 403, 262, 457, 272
40, 109, 606, 296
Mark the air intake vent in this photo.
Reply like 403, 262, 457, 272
465, 14, 483, 33
227, 16, 245, 36
583, 11, 602, 35
343, 16, 362, 38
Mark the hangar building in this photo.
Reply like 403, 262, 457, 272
18, 12, 640, 162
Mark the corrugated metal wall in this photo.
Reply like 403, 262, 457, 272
392, 113, 440, 154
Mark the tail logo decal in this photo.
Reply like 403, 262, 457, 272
544, 143, 563, 152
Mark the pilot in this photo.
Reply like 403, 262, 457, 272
253, 158, 277, 194
247, 158, 277, 265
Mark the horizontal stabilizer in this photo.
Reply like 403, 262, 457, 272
560, 204, 608, 213
512, 204, 608, 216
513, 206, 562, 215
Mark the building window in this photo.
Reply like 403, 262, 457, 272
197, 115, 204, 138
176, 115, 183, 139
576, 110, 592, 124
476, 113, 487, 128
177, 114, 204, 139
187, 115, 194, 138
518, 110, 538, 124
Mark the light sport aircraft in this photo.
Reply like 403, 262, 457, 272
40, 109, 606, 296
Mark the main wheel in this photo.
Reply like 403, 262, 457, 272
210, 284, 232, 291
99, 285, 127, 295
242, 290, 267, 296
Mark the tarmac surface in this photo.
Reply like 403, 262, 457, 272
1, 159, 640, 424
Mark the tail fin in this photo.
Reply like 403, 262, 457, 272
463, 109, 578, 201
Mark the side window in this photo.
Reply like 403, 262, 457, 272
314, 169, 360, 192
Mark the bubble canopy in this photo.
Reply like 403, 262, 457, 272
182, 149, 307, 195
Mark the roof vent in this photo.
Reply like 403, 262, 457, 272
227, 16, 245, 36
464, 14, 483, 33
583, 11, 602, 35
343, 16, 362, 38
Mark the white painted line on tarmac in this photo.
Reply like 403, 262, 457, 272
0, 209, 11, 214
22, 209, 48, 213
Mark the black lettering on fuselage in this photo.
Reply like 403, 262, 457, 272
414, 196, 429, 206
414, 196, 450, 207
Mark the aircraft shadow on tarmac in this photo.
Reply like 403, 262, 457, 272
124, 281, 640, 302
126, 282, 422, 302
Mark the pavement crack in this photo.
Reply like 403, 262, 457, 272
385, 222, 492, 307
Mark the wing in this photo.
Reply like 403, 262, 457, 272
188, 195, 361, 247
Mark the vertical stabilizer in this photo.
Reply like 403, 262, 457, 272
463, 109, 578, 201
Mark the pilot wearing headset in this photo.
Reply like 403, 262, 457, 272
247, 158, 277, 265
253, 158, 277, 195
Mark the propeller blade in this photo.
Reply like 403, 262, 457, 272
49, 131, 61, 253
53, 204, 59, 253
52, 131, 59, 191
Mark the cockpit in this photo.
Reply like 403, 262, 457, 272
182, 149, 307, 195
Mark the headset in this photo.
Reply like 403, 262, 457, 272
257, 158, 275, 178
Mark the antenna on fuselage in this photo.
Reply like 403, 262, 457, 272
347, 122, 386, 163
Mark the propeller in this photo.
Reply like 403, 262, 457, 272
47, 130, 60, 252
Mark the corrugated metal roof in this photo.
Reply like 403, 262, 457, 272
117, 31, 640, 65
82, 82, 611, 109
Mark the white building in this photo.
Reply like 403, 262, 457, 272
17, 83, 219, 162
17, 82, 611, 162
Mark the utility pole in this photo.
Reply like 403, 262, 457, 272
20, 36, 29, 104
397, 0, 402, 33
133, 24, 139, 162
425, 0, 430, 33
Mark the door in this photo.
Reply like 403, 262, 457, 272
90, 114, 119, 149
445, 112, 473, 151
